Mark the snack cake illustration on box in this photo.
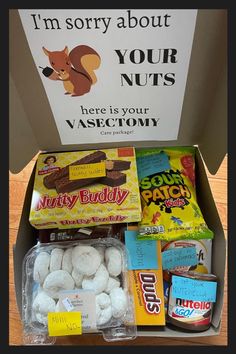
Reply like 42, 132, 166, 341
29, 147, 142, 229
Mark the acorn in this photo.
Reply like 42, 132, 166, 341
39, 66, 54, 77
39, 66, 60, 80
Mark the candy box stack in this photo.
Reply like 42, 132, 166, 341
29, 147, 142, 229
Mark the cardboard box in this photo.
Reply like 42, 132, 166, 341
29, 148, 141, 229
10, 9, 227, 338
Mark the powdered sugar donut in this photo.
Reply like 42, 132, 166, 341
82, 263, 109, 294
96, 292, 112, 326
71, 268, 84, 288
94, 245, 106, 263
62, 248, 73, 273
72, 245, 101, 276
105, 276, 120, 294
32, 291, 56, 325
33, 252, 50, 284
49, 248, 64, 272
105, 247, 122, 277
110, 287, 128, 318
43, 270, 75, 299
96, 292, 111, 309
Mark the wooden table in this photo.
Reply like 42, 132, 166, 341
9, 154, 227, 345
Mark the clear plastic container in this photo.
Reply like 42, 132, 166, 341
22, 237, 137, 344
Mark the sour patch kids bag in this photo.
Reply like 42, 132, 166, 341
136, 147, 213, 241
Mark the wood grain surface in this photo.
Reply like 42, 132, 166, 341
9, 154, 228, 346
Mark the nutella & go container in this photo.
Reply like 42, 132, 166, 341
167, 271, 217, 332
161, 239, 212, 313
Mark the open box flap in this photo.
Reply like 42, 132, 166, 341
9, 75, 39, 171
178, 9, 227, 174
187, 10, 227, 174
197, 63, 227, 175
9, 9, 227, 174
12, 147, 226, 335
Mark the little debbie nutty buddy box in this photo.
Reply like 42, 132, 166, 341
29, 147, 142, 229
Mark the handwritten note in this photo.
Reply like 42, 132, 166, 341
162, 246, 198, 270
172, 275, 217, 302
69, 162, 106, 180
125, 230, 158, 270
136, 152, 170, 180
48, 312, 82, 336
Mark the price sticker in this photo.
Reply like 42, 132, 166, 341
62, 297, 74, 312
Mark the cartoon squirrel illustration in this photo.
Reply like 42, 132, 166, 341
41, 45, 101, 96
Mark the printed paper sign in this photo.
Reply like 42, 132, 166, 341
136, 151, 170, 180
58, 290, 97, 332
125, 230, 158, 269
172, 275, 217, 302
162, 246, 198, 270
48, 312, 82, 336
19, 9, 197, 145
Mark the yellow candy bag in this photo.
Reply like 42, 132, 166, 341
136, 147, 214, 241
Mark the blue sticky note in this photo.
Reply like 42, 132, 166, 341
125, 230, 158, 270
136, 152, 171, 180
172, 275, 217, 302
162, 247, 198, 270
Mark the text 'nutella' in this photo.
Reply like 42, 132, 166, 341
167, 271, 217, 332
